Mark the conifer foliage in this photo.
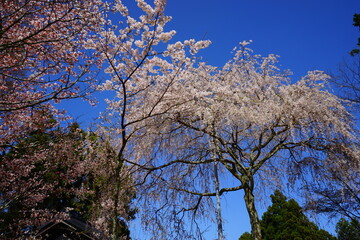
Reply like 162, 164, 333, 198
239, 190, 335, 240
261, 190, 335, 240
336, 218, 360, 240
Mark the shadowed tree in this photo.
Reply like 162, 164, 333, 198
0, 0, 104, 227
336, 218, 360, 240
0, 122, 137, 239
260, 190, 335, 240
239, 232, 252, 240
0, 123, 92, 238
297, 143, 360, 224
239, 190, 335, 240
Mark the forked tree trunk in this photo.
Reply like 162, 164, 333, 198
243, 184, 262, 240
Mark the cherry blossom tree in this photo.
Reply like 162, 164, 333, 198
0, 0, 107, 237
84, 132, 137, 239
0, 121, 137, 239
0, 123, 92, 237
4, 1, 355, 239
1, 0, 209, 238
297, 141, 360, 223
132, 42, 358, 239
0, 0, 103, 149
87, 0, 211, 238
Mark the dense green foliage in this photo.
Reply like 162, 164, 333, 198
261, 190, 335, 240
239, 190, 335, 240
0, 123, 136, 239
336, 218, 360, 240
0, 123, 88, 236
239, 232, 252, 240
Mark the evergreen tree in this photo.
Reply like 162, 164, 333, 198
239, 232, 252, 240
239, 190, 335, 240
0, 123, 92, 235
0, 123, 136, 239
336, 218, 360, 240
261, 190, 335, 240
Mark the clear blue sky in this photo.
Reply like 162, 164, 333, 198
62, 0, 360, 239
165, 0, 359, 78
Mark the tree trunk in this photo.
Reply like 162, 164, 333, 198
111, 155, 124, 240
211, 130, 224, 240
214, 162, 224, 240
243, 184, 262, 240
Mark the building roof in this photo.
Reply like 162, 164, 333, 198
36, 217, 101, 240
